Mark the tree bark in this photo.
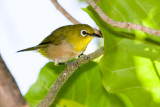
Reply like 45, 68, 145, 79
0, 55, 28, 107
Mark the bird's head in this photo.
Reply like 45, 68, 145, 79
63, 24, 102, 52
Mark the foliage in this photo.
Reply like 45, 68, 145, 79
84, 0, 160, 106
25, 62, 127, 107
25, 0, 160, 107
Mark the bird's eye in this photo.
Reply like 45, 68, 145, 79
81, 30, 88, 37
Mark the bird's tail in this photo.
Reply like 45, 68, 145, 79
17, 46, 39, 52
17, 44, 49, 52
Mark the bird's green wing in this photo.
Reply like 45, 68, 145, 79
39, 34, 65, 46
37, 34, 65, 57
18, 34, 65, 52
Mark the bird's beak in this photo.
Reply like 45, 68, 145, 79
90, 33, 102, 37
89, 29, 103, 38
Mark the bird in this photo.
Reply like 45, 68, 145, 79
17, 24, 102, 65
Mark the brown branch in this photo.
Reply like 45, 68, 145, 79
38, 47, 104, 107
51, 0, 80, 24
0, 55, 28, 107
86, 0, 160, 36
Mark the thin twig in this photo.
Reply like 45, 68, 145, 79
38, 47, 104, 107
86, 0, 160, 36
51, 0, 80, 24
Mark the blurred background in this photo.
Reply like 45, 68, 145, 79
0, 0, 99, 95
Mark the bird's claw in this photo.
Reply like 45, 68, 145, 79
66, 62, 79, 68
78, 54, 90, 62
58, 62, 79, 67
58, 62, 66, 65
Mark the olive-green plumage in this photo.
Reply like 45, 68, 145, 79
18, 24, 101, 65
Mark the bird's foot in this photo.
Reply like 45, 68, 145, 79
58, 62, 79, 67
58, 62, 66, 65
66, 62, 79, 67
78, 53, 90, 62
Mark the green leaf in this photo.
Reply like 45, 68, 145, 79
25, 62, 127, 107
84, 0, 160, 107
25, 62, 66, 107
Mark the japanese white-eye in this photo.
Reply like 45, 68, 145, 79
18, 24, 102, 65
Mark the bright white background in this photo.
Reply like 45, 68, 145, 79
0, 0, 99, 95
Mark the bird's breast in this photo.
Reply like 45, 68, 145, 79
40, 40, 83, 64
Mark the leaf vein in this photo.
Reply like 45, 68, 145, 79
134, 0, 159, 29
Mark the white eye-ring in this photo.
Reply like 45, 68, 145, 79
81, 30, 88, 37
